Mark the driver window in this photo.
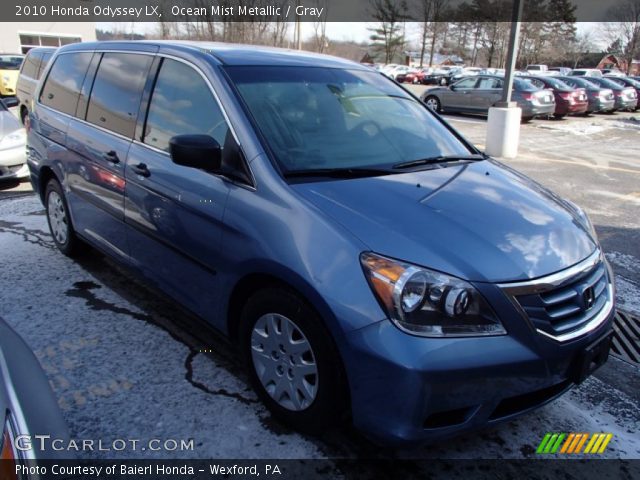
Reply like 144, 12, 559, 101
454, 77, 478, 89
143, 58, 229, 152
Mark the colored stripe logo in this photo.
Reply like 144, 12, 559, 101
536, 433, 613, 454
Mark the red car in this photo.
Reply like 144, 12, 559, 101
403, 68, 431, 84
522, 75, 588, 118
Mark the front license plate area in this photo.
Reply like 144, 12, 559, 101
570, 331, 613, 384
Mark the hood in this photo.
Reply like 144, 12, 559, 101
0, 110, 22, 137
292, 160, 596, 283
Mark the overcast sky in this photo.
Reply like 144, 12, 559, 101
98, 22, 605, 48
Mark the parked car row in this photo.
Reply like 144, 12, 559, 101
420, 73, 638, 121
0, 54, 24, 97
0, 47, 55, 182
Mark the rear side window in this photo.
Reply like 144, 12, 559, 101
40, 52, 92, 116
21, 51, 41, 78
37, 51, 54, 79
86, 53, 152, 138
477, 77, 501, 89
143, 58, 229, 152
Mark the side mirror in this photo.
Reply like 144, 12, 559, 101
169, 134, 221, 172
2, 97, 19, 109
450, 84, 457, 91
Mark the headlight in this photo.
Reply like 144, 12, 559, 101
566, 200, 597, 239
360, 252, 506, 337
0, 129, 26, 150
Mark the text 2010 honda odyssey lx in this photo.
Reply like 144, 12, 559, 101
27, 41, 615, 445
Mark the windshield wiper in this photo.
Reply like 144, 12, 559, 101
392, 154, 486, 170
283, 167, 396, 179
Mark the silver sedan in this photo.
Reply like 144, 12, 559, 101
421, 75, 556, 122
0, 97, 27, 180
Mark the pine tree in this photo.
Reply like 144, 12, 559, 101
368, 0, 408, 64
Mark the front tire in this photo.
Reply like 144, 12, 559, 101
239, 287, 346, 434
45, 179, 83, 256
553, 113, 566, 119
424, 95, 441, 112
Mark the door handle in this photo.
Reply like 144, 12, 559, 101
131, 163, 150, 178
103, 150, 120, 164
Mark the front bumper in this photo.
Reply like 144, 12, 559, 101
0, 145, 28, 180
342, 301, 614, 445
523, 103, 555, 118
614, 97, 636, 111
588, 97, 615, 112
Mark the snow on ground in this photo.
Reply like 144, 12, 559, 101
606, 251, 640, 317
614, 276, 640, 318
533, 115, 640, 136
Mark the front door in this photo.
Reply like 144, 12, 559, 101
125, 57, 233, 323
443, 77, 478, 111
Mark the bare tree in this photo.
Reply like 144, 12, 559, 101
311, 0, 329, 53
567, 32, 594, 68
600, 0, 640, 74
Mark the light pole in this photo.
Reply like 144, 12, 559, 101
485, 0, 525, 158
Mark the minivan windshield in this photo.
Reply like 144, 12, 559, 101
225, 66, 472, 174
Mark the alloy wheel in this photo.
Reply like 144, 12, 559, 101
426, 97, 440, 111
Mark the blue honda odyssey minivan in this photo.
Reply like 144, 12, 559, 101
27, 41, 615, 445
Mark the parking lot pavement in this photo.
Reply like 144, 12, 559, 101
1, 112, 639, 462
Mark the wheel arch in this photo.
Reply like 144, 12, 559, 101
38, 166, 59, 203
226, 269, 352, 415
226, 269, 339, 346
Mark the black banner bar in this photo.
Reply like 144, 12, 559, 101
2, 459, 640, 480
5, 0, 632, 23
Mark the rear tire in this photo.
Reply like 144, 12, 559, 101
424, 95, 441, 113
521, 116, 533, 123
45, 179, 83, 257
239, 287, 347, 434
553, 113, 566, 119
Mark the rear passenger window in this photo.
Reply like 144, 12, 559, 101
143, 58, 229, 152
477, 78, 499, 89
37, 51, 54, 79
86, 53, 152, 138
21, 51, 41, 78
40, 53, 92, 116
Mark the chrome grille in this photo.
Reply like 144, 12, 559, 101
515, 262, 608, 337
499, 250, 614, 342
